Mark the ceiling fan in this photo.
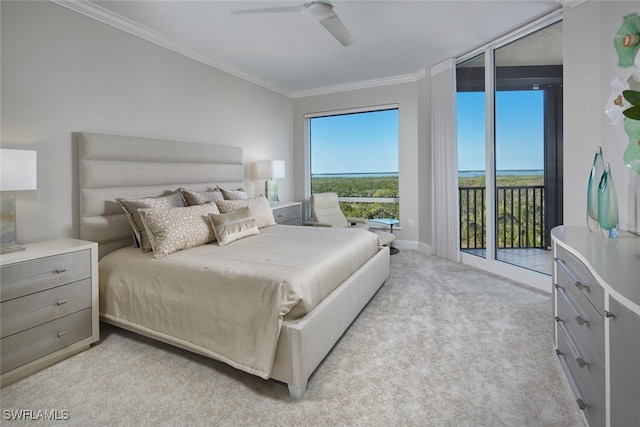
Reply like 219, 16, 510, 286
231, 1, 355, 47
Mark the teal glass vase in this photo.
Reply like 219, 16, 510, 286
597, 163, 619, 238
623, 118, 640, 175
586, 147, 604, 232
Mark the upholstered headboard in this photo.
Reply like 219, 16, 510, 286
77, 132, 244, 259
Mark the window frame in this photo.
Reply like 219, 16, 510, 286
304, 104, 400, 221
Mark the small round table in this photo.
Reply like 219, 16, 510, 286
369, 218, 400, 255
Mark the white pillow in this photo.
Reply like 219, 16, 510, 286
218, 187, 248, 200
209, 207, 259, 246
180, 188, 224, 205
215, 195, 276, 229
116, 190, 185, 251
139, 202, 220, 258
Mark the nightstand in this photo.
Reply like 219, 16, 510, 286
0, 238, 99, 387
271, 201, 302, 225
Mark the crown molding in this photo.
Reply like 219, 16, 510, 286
50, 0, 430, 100
50, 0, 295, 98
291, 68, 427, 99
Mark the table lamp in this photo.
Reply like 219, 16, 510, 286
252, 160, 285, 202
1, 149, 37, 254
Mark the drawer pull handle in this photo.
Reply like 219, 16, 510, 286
555, 349, 589, 411
56, 268, 67, 274
56, 299, 68, 306
556, 317, 588, 367
554, 258, 589, 291
605, 310, 616, 318
555, 284, 587, 326
57, 331, 67, 338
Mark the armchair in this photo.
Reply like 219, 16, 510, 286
310, 192, 396, 251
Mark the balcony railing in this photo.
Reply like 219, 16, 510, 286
459, 185, 545, 250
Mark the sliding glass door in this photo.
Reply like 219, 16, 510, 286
457, 53, 486, 257
456, 20, 563, 275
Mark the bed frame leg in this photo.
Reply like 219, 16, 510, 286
287, 380, 308, 399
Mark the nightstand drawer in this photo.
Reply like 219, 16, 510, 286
273, 204, 301, 225
1, 279, 92, 339
554, 246, 604, 314
0, 250, 91, 302
0, 308, 92, 374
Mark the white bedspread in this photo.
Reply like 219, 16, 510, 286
99, 225, 379, 379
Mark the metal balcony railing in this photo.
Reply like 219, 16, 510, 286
459, 185, 545, 250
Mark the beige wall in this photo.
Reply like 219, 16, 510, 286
292, 82, 428, 246
5, 0, 636, 251
563, 1, 640, 234
1, 1, 293, 244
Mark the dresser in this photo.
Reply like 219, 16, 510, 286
551, 226, 640, 427
271, 201, 302, 225
0, 238, 99, 387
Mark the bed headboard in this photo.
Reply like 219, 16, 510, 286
77, 132, 244, 259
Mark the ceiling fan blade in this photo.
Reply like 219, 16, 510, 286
319, 14, 355, 47
231, 5, 305, 16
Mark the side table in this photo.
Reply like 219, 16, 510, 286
370, 218, 399, 255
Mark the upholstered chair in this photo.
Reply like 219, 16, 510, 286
310, 192, 396, 252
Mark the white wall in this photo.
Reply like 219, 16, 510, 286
292, 82, 426, 245
564, 1, 640, 234
6, 0, 635, 251
0, 1, 293, 245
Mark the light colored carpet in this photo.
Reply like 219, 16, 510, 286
1, 250, 585, 426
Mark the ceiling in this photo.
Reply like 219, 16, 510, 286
54, 0, 563, 98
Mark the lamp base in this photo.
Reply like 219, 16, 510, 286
1, 193, 22, 254
265, 179, 279, 202
1, 244, 26, 255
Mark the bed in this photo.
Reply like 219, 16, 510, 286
77, 132, 390, 398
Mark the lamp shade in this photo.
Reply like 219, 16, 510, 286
253, 160, 285, 180
0, 149, 37, 191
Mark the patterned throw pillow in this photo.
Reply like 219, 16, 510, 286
138, 202, 220, 258
180, 188, 224, 205
215, 195, 276, 229
219, 187, 248, 200
209, 207, 259, 246
116, 190, 185, 252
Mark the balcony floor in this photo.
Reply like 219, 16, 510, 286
462, 248, 552, 276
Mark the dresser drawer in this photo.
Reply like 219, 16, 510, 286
556, 285, 605, 365
554, 246, 604, 314
556, 326, 606, 427
1, 279, 92, 339
0, 308, 92, 375
273, 204, 301, 225
0, 250, 91, 302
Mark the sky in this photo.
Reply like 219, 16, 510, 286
310, 109, 399, 175
457, 90, 544, 172
309, 91, 543, 175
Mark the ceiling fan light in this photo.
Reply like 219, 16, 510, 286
305, 2, 334, 20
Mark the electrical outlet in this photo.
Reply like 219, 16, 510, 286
408, 219, 414, 227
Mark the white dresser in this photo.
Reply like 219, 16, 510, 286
0, 238, 99, 387
551, 226, 640, 427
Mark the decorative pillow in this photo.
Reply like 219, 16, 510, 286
180, 188, 224, 205
209, 207, 259, 246
219, 187, 248, 200
215, 195, 276, 229
116, 191, 185, 252
138, 202, 220, 258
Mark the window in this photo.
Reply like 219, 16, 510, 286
307, 107, 399, 219
456, 19, 562, 276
